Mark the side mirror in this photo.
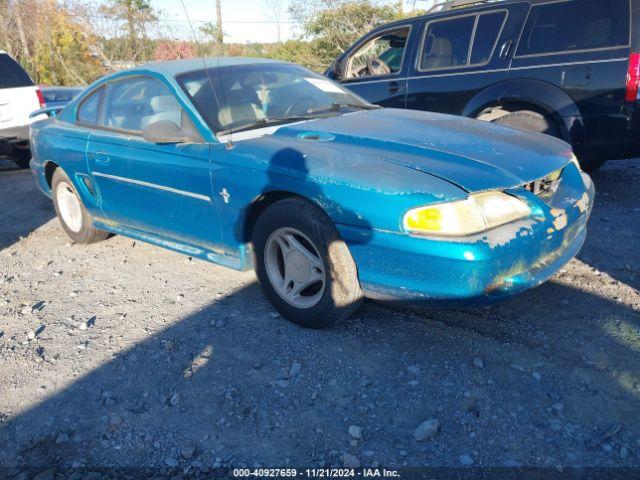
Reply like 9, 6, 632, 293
143, 120, 195, 144
329, 59, 344, 81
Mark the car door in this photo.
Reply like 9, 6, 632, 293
406, 4, 528, 115
336, 24, 414, 108
85, 76, 221, 249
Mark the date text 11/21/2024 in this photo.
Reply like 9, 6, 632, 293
232, 468, 401, 478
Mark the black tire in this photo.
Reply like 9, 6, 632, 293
492, 110, 604, 173
493, 110, 560, 137
51, 168, 110, 244
252, 197, 363, 329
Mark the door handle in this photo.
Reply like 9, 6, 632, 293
388, 81, 405, 94
498, 40, 514, 59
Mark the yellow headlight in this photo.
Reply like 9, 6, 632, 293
404, 207, 442, 231
403, 191, 531, 237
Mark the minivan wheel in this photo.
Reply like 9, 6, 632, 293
51, 169, 110, 244
492, 110, 560, 137
492, 110, 603, 173
252, 197, 363, 329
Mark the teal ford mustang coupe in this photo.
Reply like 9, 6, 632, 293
29, 58, 595, 328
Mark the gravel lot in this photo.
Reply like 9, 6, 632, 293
0, 159, 639, 475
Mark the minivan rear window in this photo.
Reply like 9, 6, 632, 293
517, 0, 630, 57
0, 54, 34, 88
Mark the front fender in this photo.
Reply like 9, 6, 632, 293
210, 139, 467, 256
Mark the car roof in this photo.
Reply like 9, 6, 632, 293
127, 57, 289, 77
379, 0, 574, 29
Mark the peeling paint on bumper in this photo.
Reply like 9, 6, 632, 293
339, 166, 595, 306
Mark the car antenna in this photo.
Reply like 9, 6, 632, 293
178, 0, 234, 149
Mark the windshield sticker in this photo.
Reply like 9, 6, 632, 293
304, 77, 345, 94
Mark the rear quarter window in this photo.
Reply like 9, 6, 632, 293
0, 54, 34, 88
77, 88, 104, 125
517, 0, 630, 57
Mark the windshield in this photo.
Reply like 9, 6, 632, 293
177, 63, 374, 134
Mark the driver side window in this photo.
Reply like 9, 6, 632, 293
344, 27, 410, 80
102, 77, 184, 133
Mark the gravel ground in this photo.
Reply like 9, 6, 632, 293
0, 159, 639, 474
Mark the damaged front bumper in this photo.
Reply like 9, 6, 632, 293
339, 164, 595, 306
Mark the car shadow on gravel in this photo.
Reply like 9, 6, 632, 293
1, 273, 639, 471
0, 164, 54, 251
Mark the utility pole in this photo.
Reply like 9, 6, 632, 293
215, 0, 223, 45
264, 0, 284, 43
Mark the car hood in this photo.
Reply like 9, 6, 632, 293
274, 108, 574, 192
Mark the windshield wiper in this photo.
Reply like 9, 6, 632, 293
303, 102, 380, 116
217, 117, 299, 136
217, 103, 380, 136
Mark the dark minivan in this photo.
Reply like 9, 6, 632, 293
327, 0, 640, 171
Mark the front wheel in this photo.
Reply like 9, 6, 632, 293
51, 168, 110, 244
252, 197, 363, 329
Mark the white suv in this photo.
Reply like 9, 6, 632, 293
0, 50, 45, 168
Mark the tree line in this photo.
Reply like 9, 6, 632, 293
0, 0, 429, 86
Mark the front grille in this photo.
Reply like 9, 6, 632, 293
523, 169, 563, 198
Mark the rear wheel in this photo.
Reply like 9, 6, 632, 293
51, 169, 109, 244
492, 110, 603, 173
252, 197, 363, 329
492, 110, 559, 137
